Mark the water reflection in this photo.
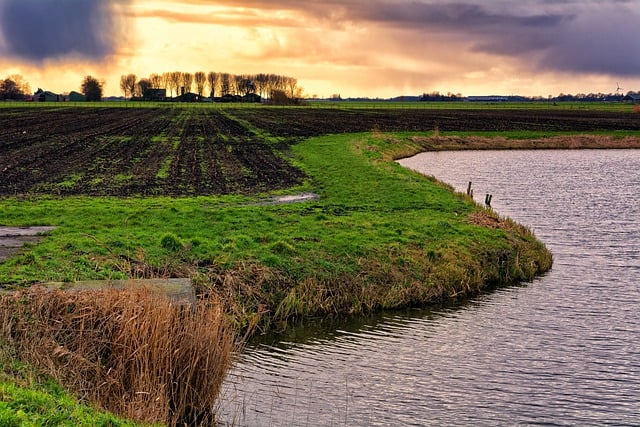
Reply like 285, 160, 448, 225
219, 150, 640, 426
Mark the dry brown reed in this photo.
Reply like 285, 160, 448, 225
0, 286, 238, 426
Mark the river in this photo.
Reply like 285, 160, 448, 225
218, 149, 640, 426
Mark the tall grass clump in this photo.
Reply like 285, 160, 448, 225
0, 286, 238, 426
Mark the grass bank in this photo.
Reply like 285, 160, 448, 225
1, 131, 553, 326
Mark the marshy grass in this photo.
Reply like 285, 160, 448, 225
0, 286, 238, 425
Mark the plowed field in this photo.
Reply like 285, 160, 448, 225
1, 107, 638, 196
0, 108, 304, 196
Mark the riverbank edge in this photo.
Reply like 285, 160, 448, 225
194, 132, 555, 332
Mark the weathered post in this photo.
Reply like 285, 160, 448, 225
485, 194, 493, 207
467, 181, 472, 196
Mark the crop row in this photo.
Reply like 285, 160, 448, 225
0, 108, 305, 196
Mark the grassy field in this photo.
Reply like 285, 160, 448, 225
1, 127, 552, 321
0, 99, 637, 112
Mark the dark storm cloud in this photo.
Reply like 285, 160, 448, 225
0, 0, 127, 62
193, 0, 640, 76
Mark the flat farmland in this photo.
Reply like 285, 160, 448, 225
1, 107, 639, 196
0, 108, 304, 196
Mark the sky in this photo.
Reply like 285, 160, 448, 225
1, 0, 639, 98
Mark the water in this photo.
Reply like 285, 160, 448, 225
219, 149, 640, 426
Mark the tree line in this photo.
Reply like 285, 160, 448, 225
0, 71, 302, 103
119, 71, 303, 101
0, 74, 104, 101
0, 75, 31, 101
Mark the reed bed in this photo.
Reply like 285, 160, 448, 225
0, 286, 238, 426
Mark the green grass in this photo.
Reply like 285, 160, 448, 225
0, 381, 152, 426
306, 100, 636, 112
0, 100, 636, 112
0, 134, 473, 285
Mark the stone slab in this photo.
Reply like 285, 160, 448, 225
44, 278, 196, 306
0, 226, 56, 237
0, 236, 43, 248
0, 226, 56, 262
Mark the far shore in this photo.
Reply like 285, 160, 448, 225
408, 134, 640, 152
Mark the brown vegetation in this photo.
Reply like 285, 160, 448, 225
409, 134, 640, 151
0, 286, 238, 425
193, 227, 553, 332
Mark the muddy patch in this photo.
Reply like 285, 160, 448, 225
242, 192, 320, 206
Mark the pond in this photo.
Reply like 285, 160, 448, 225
218, 149, 640, 426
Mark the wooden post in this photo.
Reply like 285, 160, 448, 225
467, 181, 472, 196
485, 194, 493, 207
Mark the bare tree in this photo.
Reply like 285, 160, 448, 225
207, 72, 219, 99
220, 73, 231, 96
231, 75, 243, 95
180, 72, 193, 96
0, 78, 22, 100
238, 77, 256, 96
119, 75, 128, 98
161, 72, 171, 92
194, 71, 206, 97
0, 74, 30, 100
149, 73, 162, 89
169, 71, 182, 98
285, 77, 298, 99
119, 74, 137, 99
10, 74, 30, 96
254, 73, 268, 99
116, 69, 301, 102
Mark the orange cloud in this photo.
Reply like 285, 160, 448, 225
2, 0, 639, 98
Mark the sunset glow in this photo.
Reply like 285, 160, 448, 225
1, 0, 639, 98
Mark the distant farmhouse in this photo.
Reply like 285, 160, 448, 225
68, 91, 86, 102
31, 89, 86, 102
466, 96, 509, 102
143, 88, 166, 101
33, 88, 64, 102
179, 92, 200, 103
623, 94, 640, 104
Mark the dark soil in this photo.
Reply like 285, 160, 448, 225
0, 108, 305, 196
227, 107, 640, 137
1, 107, 639, 197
